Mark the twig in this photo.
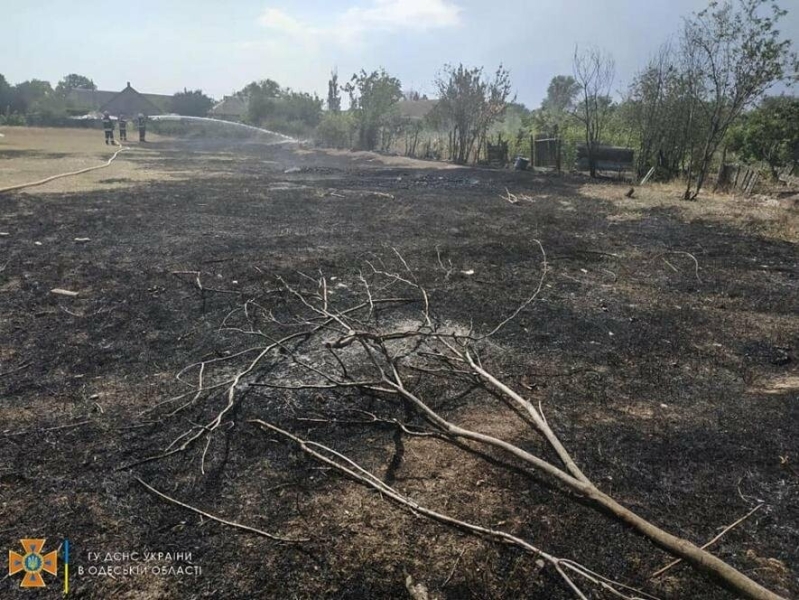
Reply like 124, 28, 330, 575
136, 477, 308, 543
3, 419, 92, 437
0, 362, 31, 379
481, 239, 548, 339
441, 547, 466, 587
650, 504, 764, 579
651, 251, 702, 283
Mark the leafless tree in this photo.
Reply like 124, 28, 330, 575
572, 46, 616, 178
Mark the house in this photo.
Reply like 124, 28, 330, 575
66, 83, 171, 116
210, 96, 249, 121
99, 83, 166, 116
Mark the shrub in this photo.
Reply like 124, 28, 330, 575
314, 112, 356, 149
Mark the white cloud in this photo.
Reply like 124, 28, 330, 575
342, 0, 462, 31
258, 0, 462, 46
258, 8, 307, 35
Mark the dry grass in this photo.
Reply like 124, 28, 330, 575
578, 180, 799, 242
0, 126, 199, 194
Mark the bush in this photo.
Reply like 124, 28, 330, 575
314, 113, 355, 149
0, 112, 26, 126
148, 119, 259, 139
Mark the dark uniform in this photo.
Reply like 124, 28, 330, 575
102, 113, 114, 145
118, 115, 127, 141
137, 113, 146, 142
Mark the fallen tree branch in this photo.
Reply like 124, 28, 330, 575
251, 419, 650, 600
650, 504, 764, 579
3, 419, 92, 437
136, 477, 308, 543
153, 248, 783, 600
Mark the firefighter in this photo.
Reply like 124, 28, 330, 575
102, 112, 114, 145
137, 113, 147, 142
118, 114, 127, 141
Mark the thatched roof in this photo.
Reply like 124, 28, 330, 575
99, 84, 164, 116
66, 83, 170, 115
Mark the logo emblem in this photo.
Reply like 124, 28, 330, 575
8, 539, 58, 588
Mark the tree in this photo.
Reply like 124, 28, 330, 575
542, 75, 580, 114
0, 74, 12, 114
238, 79, 281, 100
530, 75, 581, 137
344, 69, 403, 151
572, 46, 616, 178
327, 70, 341, 114
729, 95, 799, 177
11, 79, 52, 114
315, 112, 355, 148
55, 73, 96, 97
433, 64, 513, 164
240, 79, 284, 125
170, 89, 214, 116
243, 80, 322, 136
278, 89, 324, 131
680, 0, 798, 199
627, 43, 704, 179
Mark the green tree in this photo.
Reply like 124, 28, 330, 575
680, 0, 798, 199
242, 79, 283, 124
433, 64, 513, 164
625, 44, 705, 179
530, 75, 581, 138
327, 69, 341, 114
280, 90, 323, 128
0, 74, 13, 113
55, 73, 96, 97
11, 79, 52, 114
729, 95, 799, 177
315, 112, 355, 148
243, 80, 322, 136
238, 79, 281, 100
344, 69, 403, 151
542, 75, 580, 114
170, 88, 214, 116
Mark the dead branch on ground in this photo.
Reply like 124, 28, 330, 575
252, 420, 652, 600
650, 504, 764, 579
139, 246, 784, 600
136, 477, 308, 543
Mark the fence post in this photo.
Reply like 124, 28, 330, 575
556, 137, 562, 173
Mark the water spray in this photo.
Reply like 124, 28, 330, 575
149, 115, 297, 143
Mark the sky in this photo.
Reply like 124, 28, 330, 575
2, 0, 798, 107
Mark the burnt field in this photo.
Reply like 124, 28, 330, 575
1, 137, 797, 599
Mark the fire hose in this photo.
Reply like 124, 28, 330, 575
0, 145, 128, 195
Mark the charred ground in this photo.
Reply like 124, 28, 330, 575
0, 138, 797, 599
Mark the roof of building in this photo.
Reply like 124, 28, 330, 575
66, 88, 117, 109
66, 83, 171, 115
99, 83, 164, 116
210, 96, 248, 118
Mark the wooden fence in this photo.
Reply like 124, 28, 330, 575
717, 164, 761, 195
